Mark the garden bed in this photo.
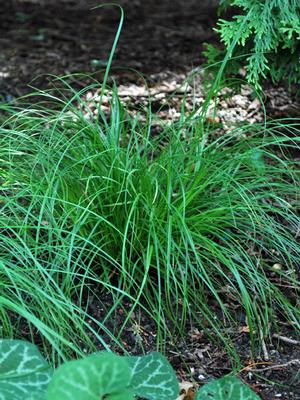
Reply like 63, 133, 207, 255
0, 1, 300, 399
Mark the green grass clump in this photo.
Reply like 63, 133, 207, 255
0, 84, 299, 362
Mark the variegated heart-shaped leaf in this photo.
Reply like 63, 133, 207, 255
196, 376, 260, 400
47, 352, 133, 400
126, 352, 179, 400
0, 339, 52, 400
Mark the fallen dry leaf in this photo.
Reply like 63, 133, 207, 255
239, 325, 250, 333
177, 381, 195, 400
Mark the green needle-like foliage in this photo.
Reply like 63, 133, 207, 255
0, 83, 299, 362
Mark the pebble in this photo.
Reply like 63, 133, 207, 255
80, 69, 297, 134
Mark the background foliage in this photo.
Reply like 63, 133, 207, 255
206, 0, 300, 89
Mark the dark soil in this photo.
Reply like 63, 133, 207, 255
1, 1, 300, 399
83, 293, 300, 400
0, 0, 218, 97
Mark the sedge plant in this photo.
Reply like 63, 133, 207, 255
0, 80, 299, 363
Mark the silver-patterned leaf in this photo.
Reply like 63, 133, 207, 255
47, 352, 133, 400
126, 352, 179, 400
0, 339, 52, 400
196, 376, 260, 400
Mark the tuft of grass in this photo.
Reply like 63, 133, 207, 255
0, 82, 299, 363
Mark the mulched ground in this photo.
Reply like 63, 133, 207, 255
0, 0, 218, 97
1, 1, 300, 399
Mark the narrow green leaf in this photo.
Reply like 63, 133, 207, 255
125, 352, 179, 400
196, 376, 260, 400
0, 339, 52, 400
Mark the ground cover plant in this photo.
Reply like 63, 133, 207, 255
205, 0, 300, 89
0, 80, 299, 365
0, 339, 260, 400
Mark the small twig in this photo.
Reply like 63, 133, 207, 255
240, 362, 272, 373
272, 333, 300, 346
250, 359, 300, 372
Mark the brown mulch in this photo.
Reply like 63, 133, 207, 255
1, 1, 300, 399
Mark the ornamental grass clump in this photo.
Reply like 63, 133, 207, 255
0, 84, 299, 360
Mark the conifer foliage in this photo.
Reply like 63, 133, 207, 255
210, 0, 300, 89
